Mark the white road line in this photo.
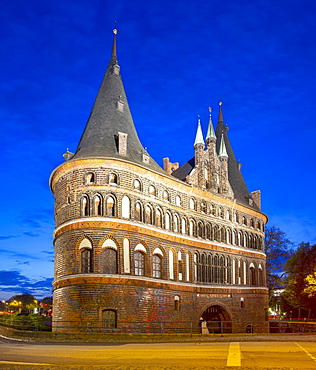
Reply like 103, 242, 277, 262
226, 342, 241, 367
296, 343, 316, 362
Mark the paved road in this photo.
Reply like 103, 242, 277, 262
0, 337, 316, 369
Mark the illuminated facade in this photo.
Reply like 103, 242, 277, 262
50, 30, 268, 333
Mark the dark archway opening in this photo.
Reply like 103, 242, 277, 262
201, 305, 232, 333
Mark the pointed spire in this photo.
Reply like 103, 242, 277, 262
218, 134, 228, 158
112, 27, 117, 59
194, 116, 205, 146
206, 107, 216, 140
72, 28, 164, 174
218, 101, 224, 122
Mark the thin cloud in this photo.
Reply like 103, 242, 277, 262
0, 270, 53, 298
0, 235, 19, 240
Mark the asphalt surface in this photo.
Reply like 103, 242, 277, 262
0, 334, 316, 370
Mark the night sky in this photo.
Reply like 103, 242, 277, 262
1, 0, 315, 301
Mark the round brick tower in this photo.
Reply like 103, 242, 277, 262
50, 30, 269, 333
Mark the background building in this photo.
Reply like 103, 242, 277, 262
50, 30, 268, 333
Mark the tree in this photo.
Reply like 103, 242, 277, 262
8, 293, 37, 313
264, 226, 292, 295
304, 271, 316, 298
283, 242, 316, 318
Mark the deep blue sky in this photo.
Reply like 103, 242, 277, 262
1, 0, 315, 301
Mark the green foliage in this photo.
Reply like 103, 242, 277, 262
283, 242, 316, 311
304, 271, 316, 298
264, 226, 292, 304
0, 313, 48, 331
28, 314, 45, 331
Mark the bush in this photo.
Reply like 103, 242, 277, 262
28, 314, 45, 331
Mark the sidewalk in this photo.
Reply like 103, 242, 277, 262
1, 325, 316, 343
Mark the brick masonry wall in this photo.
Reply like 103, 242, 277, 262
50, 158, 269, 333
53, 279, 268, 333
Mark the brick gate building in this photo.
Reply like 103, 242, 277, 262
50, 29, 268, 333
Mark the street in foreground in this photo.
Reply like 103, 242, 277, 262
1, 337, 316, 369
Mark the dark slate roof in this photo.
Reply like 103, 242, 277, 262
215, 116, 255, 208
71, 32, 164, 175
171, 157, 195, 181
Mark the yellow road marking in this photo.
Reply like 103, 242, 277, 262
226, 342, 241, 367
296, 343, 316, 362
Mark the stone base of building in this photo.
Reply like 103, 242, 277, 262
52, 275, 269, 334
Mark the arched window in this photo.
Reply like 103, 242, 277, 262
85, 172, 95, 184
163, 190, 169, 201
123, 238, 130, 274
106, 196, 115, 216
134, 251, 144, 276
197, 222, 204, 238
219, 256, 225, 283
102, 309, 117, 329
181, 217, 186, 234
121, 196, 130, 218
201, 201, 207, 213
214, 255, 219, 283
189, 198, 196, 210
94, 195, 102, 216
208, 254, 213, 283
135, 202, 142, 222
194, 252, 199, 281
165, 212, 171, 230
242, 216, 247, 226
103, 248, 118, 274
178, 251, 183, 280
243, 233, 247, 248
109, 173, 118, 185
227, 229, 232, 244
173, 214, 179, 232
220, 227, 226, 242
153, 254, 162, 278
145, 205, 153, 224
81, 196, 89, 216
174, 295, 180, 311
134, 179, 141, 191
249, 264, 256, 285
149, 185, 156, 196
237, 232, 242, 246
156, 208, 162, 228
257, 220, 261, 231
169, 250, 174, 279
219, 207, 224, 218
213, 225, 218, 241
234, 212, 239, 223
175, 195, 181, 206
211, 203, 216, 216
81, 249, 92, 273
226, 210, 231, 221
233, 230, 238, 245
201, 253, 207, 282
206, 223, 211, 240
189, 220, 195, 237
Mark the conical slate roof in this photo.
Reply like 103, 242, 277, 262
215, 103, 253, 207
72, 30, 164, 174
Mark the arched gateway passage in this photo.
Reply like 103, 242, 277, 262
201, 305, 232, 333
